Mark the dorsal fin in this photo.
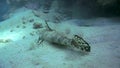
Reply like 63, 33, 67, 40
45, 20, 53, 31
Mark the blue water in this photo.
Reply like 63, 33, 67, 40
0, 0, 9, 22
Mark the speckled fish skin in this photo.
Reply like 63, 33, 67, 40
37, 22, 90, 52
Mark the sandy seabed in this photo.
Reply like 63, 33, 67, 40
0, 9, 120, 68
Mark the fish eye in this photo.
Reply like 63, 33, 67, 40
74, 36, 77, 39
85, 46, 90, 52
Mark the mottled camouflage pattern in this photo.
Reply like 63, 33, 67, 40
37, 21, 90, 52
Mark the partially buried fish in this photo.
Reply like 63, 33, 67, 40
37, 20, 91, 52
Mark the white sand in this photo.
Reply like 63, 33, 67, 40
0, 9, 120, 68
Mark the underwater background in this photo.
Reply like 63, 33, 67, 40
0, 0, 120, 68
